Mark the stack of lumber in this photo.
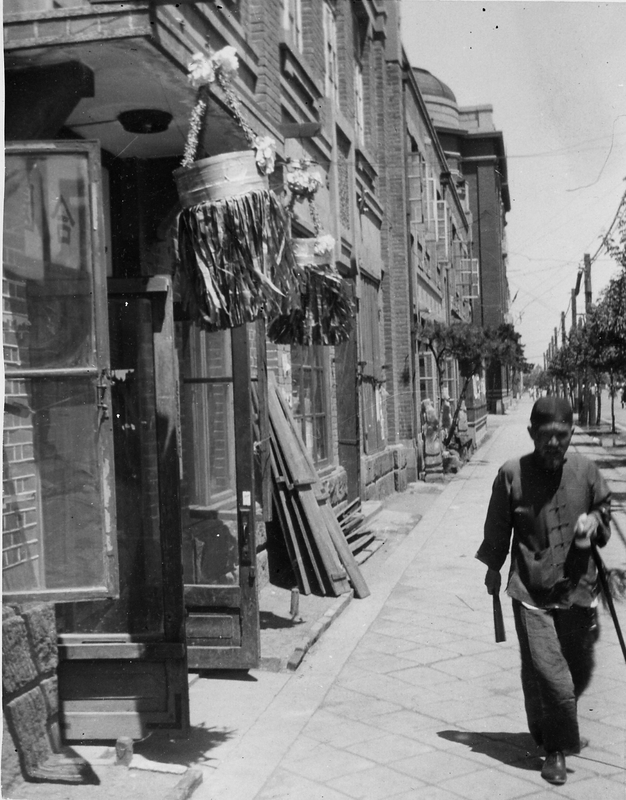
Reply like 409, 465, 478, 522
268, 379, 370, 599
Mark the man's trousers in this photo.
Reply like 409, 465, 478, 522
512, 600, 598, 753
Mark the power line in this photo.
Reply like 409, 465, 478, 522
567, 115, 626, 192
589, 185, 626, 264
507, 132, 626, 160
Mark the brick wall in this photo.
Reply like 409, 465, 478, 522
379, 58, 415, 444
248, 0, 282, 125
301, 0, 325, 85
336, 2, 355, 122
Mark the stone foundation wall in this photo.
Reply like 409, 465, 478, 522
2, 602, 60, 794
319, 466, 348, 510
362, 443, 410, 501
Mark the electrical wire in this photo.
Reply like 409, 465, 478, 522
589, 186, 626, 264
567, 115, 626, 192
539, 184, 626, 357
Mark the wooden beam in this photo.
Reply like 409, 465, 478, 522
6, 61, 94, 140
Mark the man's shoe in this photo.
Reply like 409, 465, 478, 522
541, 751, 567, 785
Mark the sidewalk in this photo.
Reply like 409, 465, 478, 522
180, 397, 626, 800
7, 400, 626, 799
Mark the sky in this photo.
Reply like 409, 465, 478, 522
400, 0, 626, 366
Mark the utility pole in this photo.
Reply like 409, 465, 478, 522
553, 327, 559, 395
571, 288, 578, 409
580, 253, 593, 425
584, 253, 592, 313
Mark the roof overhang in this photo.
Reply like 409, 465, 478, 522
431, 125, 511, 214
3, 3, 263, 159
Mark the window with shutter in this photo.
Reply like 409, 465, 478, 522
459, 258, 480, 299
437, 199, 449, 260
419, 349, 437, 408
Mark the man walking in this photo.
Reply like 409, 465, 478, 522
476, 397, 611, 785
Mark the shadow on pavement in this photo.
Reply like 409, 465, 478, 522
195, 669, 258, 681
260, 610, 306, 630
438, 730, 543, 771
133, 723, 235, 767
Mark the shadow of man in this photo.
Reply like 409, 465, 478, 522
438, 730, 543, 773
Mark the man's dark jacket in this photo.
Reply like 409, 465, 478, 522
477, 452, 611, 608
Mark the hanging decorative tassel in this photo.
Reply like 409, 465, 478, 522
267, 259, 354, 346
177, 186, 301, 331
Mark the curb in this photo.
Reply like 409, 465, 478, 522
162, 768, 203, 800
284, 590, 354, 672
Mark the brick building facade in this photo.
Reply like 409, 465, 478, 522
2, 0, 510, 784
416, 69, 512, 416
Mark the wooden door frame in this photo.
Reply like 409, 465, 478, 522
185, 323, 259, 670
58, 276, 189, 740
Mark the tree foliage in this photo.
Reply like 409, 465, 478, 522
417, 319, 527, 446
548, 272, 626, 430
489, 322, 529, 374
603, 188, 626, 271
546, 326, 588, 402
588, 271, 626, 365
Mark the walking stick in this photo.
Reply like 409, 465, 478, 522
493, 591, 506, 643
590, 540, 626, 665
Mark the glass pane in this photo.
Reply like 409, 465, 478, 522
3, 376, 103, 593
190, 328, 232, 380
57, 298, 165, 635
313, 366, 325, 415
291, 366, 302, 416
188, 383, 235, 502
314, 416, 327, 462
187, 516, 239, 586
4, 153, 95, 370
180, 323, 239, 587
302, 367, 312, 416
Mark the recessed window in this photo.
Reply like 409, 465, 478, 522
323, 2, 340, 109
291, 345, 330, 465
354, 62, 365, 146
360, 276, 385, 454
283, 0, 303, 52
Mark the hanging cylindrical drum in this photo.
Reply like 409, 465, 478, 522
173, 150, 267, 208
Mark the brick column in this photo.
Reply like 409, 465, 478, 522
248, 0, 283, 126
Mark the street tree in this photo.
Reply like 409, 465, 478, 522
603, 186, 626, 270
418, 319, 488, 447
547, 326, 589, 406
585, 274, 626, 432
418, 320, 528, 447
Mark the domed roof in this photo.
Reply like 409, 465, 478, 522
413, 68, 457, 103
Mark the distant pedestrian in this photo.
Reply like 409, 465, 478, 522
476, 396, 612, 786
621, 385, 626, 409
